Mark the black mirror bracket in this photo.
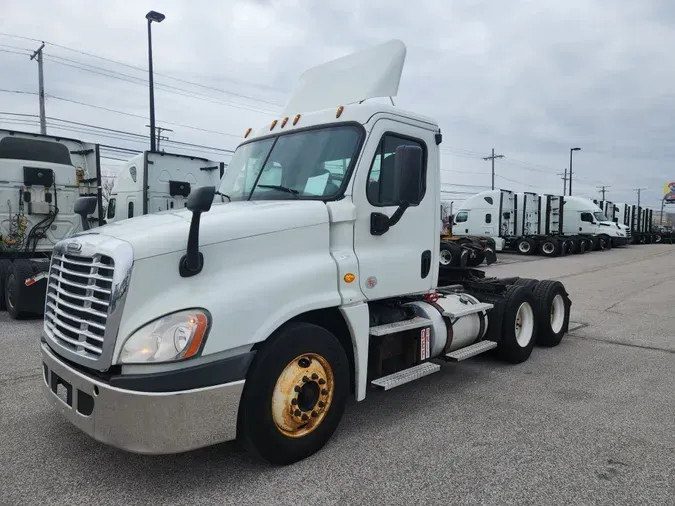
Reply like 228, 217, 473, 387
179, 185, 216, 278
370, 202, 410, 235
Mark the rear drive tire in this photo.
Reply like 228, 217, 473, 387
238, 322, 349, 465
439, 242, 462, 268
516, 238, 534, 255
467, 249, 486, 267
0, 259, 11, 311
495, 285, 537, 364
539, 238, 560, 257
513, 278, 538, 291
591, 236, 602, 251
532, 280, 571, 347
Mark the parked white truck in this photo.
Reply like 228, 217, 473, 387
453, 189, 627, 256
39, 40, 572, 465
596, 200, 657, 244
105, 151, 225, 224
0, 129, 104, 318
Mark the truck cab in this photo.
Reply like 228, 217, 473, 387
0, 130, 103, 317
106, 151, 225, 223
38, 39, 572, 466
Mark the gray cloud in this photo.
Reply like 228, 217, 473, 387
1, 0, 675, 210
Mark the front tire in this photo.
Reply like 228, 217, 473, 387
238, 322, 349, 465
0, 259, 11, 311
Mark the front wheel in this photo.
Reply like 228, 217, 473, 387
238, 322, 349, 465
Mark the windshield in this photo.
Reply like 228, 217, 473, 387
218, 125, 362, 201
594, 211, 608, 221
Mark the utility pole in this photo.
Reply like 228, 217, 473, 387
146, 125, 173, 150
596, 185, 610, 200
569, 147, 581, 196
482, 148, 504, 190
557, 169, 568, 195
634, 188, 647, 207
30, 42, 46, 134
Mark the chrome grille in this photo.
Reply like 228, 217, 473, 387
44, 254, 115, 359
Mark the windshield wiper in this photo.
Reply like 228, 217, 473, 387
256, 184, 300, 199
215, 191, 231, 202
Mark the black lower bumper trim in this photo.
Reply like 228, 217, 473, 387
109, 351, 256, 393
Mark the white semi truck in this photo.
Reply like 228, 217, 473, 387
105, 151, 225, 224
38, 40, 572, 465
453, 189, 627, 256
595, 200, 658, 244
0, 129, 104, 319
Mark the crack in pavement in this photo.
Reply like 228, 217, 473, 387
567, 333, 675, 355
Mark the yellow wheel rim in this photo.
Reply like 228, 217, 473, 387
271, 353, 334, 438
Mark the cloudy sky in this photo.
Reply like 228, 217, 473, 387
1, 0, 674, 211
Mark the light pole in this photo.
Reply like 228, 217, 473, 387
146, 10, 165, 151
569, 147, 580, 196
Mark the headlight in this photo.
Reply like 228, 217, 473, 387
119, 309, 210, 364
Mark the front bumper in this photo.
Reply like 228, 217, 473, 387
611, 237, 629, 246
40, 342, 246, 454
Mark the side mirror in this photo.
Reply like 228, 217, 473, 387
393, 145, 424, 205
370, 145, 424, 236
74, 196, 97, 231
187, 185, 216, 212
180, 186, 216, 277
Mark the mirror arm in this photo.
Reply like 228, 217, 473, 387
179, 211, 204, 277
370, 202, 410, 236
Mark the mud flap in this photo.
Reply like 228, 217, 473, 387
484, 248, 497, 266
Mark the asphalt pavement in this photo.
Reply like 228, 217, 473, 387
0, 245, 673, 506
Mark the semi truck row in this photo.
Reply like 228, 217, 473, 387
27, 39, 577, 465
447, 189, 664, 257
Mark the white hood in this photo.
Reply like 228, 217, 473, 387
87, 200, 330, 260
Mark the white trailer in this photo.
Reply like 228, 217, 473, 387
105, 151, 225, 224
602, 202, 659, 244
38, 40, 573, 465
0, 129, 103, 319
453, 190, 627, 256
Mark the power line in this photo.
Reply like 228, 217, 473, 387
0, 90, 246, 139
0, 31, 283, 109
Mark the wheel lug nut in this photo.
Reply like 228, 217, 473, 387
311, 411, 318, 418
294, 386, 301, 392
294, 409, 301, 416
321, 389, 328, 395
291, 398, 297, 405
301, 414, 309, 421
302, 376, 309, 383
311, 373, 318, 380
319, 379, 326, 385
318, 401, 325, 408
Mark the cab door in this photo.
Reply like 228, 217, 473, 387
352, 119, 438, 300
579, 212, 595, 233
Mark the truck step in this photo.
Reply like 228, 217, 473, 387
443, 302, 493, 319
445, 340, 497, 362
371, 362, 441, 391
369, 316, 431, 337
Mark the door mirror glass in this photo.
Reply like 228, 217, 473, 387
390, 144, 423, 205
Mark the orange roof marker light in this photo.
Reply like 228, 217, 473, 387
280, 117, 289, 128
244, 127, 252, 138
270, 119, 278, 131
293, 114, 301, 126
336, 105, 344, 118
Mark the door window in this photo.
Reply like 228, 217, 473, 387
367, 133, 426, 207
581, 212, 594, 223
455, 211, 468, 223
